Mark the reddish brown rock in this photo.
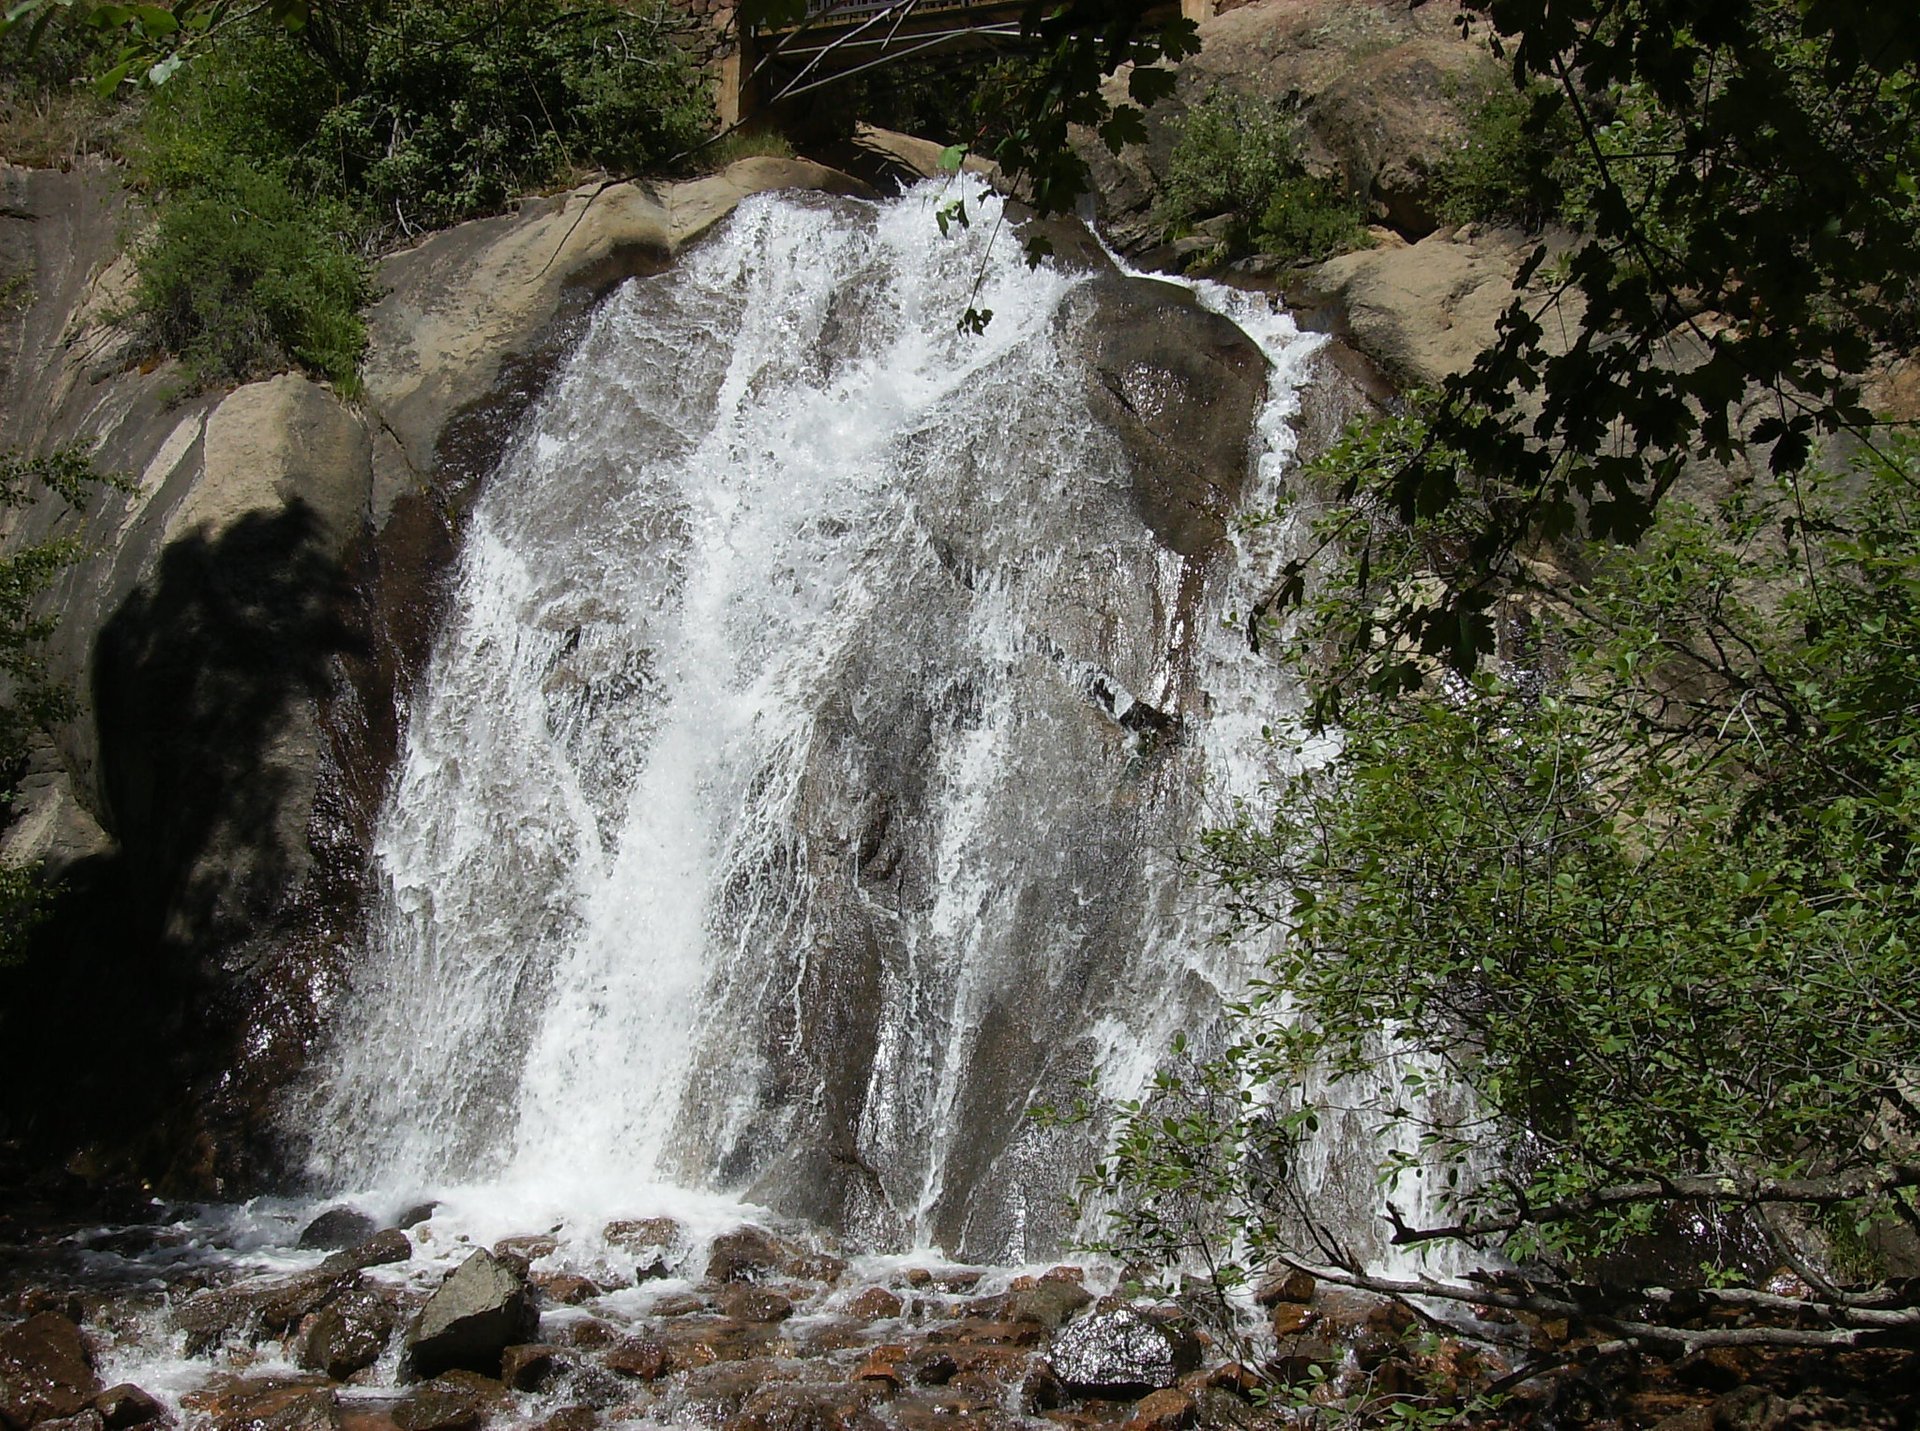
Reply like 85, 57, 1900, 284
499, 1344, 571, 1392
601, 1219, 679, 1255
490, 1236, 558, 1265
1267, 1303, 1312, 1339
1252, 1270, 1315, 1307
534, 1274, 601, 1306
318, 1232, 413, 1278
924, 1320, 1047, 1348
558, 1320, 618, 1348
843, 1288, 902, 1321
205, 1382, 339, 1431
0, 1313, 103, 1428
1123, 1389, 1195, 1431
715, 1287, 793, 1324
1039, 1267, 1085, 1286
704, 1228, 797, 1284
93, 1385, 166, 1431
725, 1384, 883, 1431
295, 1289, 396, 1381
601, 1340, 669, 1382
390, 1374, 502, 1431
850, 1347, 907, 1387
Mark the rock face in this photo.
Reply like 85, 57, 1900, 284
0, 155, 876, 1195
1056, 276, 1269, 556
1046, 1309, 1199, 1397
1077, 0, 1498, 251
404, 1250, 539, 1379
1297, 225, 1567, 390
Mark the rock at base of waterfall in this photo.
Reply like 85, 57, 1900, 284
602, 1218, 680, 1257
295, 1287, 396, 1380
391, 1374, 502, 1431
714, 1287, 794, 1324
1045, 1308, 1199, 1397
404, 1250, 539, 1379
842, 1288, 902, 1321
491, 1235, 559, 1265
319, 1229, 413, 1276
298, 1208, 381, 1251
725, 1384, 886, 1431
702, 1226, 841, 1285
1121, 1388, 1196, 1431
500, 1345, 573, 1393
93, 1385, 165, 1431
200, 1383, 338, 1431
0, 1312, 103, 1427
1007, 1279, 1092, 1329
1018, 1360, 1066, 1414
1252, 1268, 1316, 1307
534, 1272, 602, 1305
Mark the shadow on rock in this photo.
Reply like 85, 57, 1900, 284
0, 500, 363, 1194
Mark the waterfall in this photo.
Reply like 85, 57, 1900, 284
298, 180, 1336, 1263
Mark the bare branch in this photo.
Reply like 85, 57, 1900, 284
1387, 1163, 1920, 1247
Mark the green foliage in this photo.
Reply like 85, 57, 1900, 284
1088, 433, 1920, 1325
1435, 77, 1580, 228
0, 0, 127, 163
1266, 0, 1920, 693
1155, 89, 1367, 266
128, 154, 372, 389
115, 0, 710, 388
0, 448, 118, 962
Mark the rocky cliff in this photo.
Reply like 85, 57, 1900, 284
0, 156, 874, 1192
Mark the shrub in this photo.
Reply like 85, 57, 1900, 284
129, 156, 372, 389
1434, 78, 1579, 228
1156, 89, 1366, 266
126, 0, 713, 387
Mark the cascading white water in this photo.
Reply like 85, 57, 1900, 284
298, 179, 1379, 1263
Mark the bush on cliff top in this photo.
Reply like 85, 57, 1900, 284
126, 0, 713, 388
1154, 89, 1367, 269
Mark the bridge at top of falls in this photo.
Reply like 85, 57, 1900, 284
721, 0, 1215, 124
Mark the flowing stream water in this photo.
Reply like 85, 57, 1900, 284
281, 179, 1353, 1266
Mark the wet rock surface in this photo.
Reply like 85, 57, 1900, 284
0, 1312, 101, 1427
403, 1252, 537, 1380
1047, 1308, 1198, 1397
0, 1212, 1912, 1431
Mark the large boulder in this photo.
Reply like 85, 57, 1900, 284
1296, 225, 1567, 390
297, 1208, 379, 1252
1046, 1308, 1200, 1397
0, 1313, 102, 1428
404, 1250, 538, 1379
1055, 276, 1269, 557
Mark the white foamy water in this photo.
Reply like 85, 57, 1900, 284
280, 178, 1461, 1269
